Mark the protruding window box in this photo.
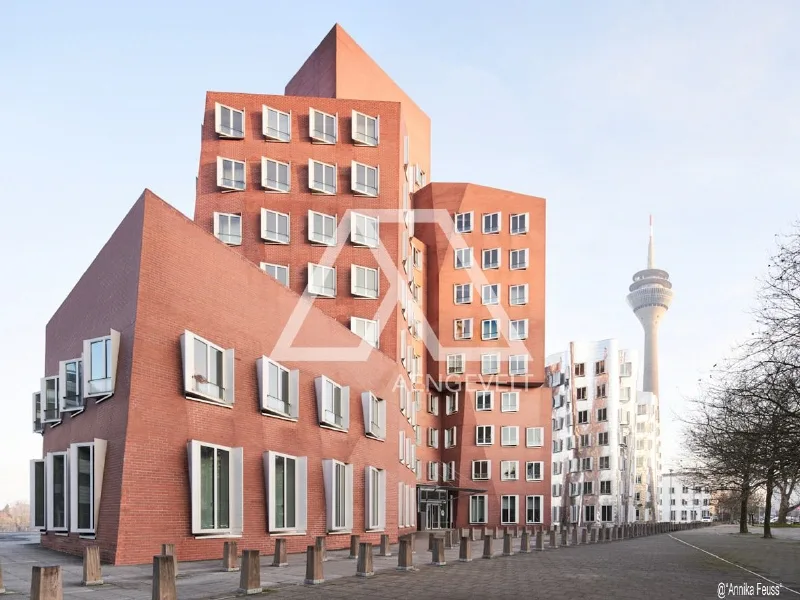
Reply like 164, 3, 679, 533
261, 209, 290, 245
322, 459, 353, 533
261, 158, 291, 193
361, 392, 385, 440
307, 263, 336, 298
46, 451, 69, 532
365, 466, 386, 531
351, 161, 379, 197
30, 458, 46, 530
308, 159, 337, 195
69, 439, 108, 535
350, 212, 379, 248
32, 392, 43, 433
352, 110, 379, 146
82, 330, 121, 401
180, 330, 235, 407
263, 451, 307, 534
214, 103, 245, 139
213, 212, 242, 246
263, 105, 291, 142
216, 157, 246, 191
314, 375, 350, 432
257, 357, 299, 421
309, 108, 337, 144
187, 440, 244, 537
59, 358, 84, 413
41, 376, 61, 424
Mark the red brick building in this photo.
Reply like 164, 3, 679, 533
30, 24, 549, 564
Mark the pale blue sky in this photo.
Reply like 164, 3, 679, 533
1, 0, 799, 505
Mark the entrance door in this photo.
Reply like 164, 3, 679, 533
427, 503, 442, 529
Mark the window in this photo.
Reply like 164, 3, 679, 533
350, 317, 379, 349
59, 358, 83, 412
599, 432, 609, 445
261, 208, 290, 244
310, 108, 337, 144
412, 247, 423, 270
552, 483, 563, 496
352, 110, 379, 146
577, 387, 587, 401
180, 330, 235, 405
257, 356, 299, 419
216, 158, 246, 191
509, 249, 529, 270
215, 103, 244, 138
574, 363, 585, 377
454, 283, 472, 304
455, 212, 473, 234
351, 212, 379, 247
620, 362, 632, 377
600, 480, 611, 494
428, 461, 439, 481
187, 440, 244, 536
501, 495, 518, 524
308, 263, 336, 297
553, 440, 563, 453
428, 394, 439, 415
526, 461, 543, 481
260, 263, 289, 287
526, 496, 542, 524
472, 460, 490, 480
29, 459, 46, 529
454, 318, 473, 341
261, 158, 290, 192
262, 105, 291, 141
315, 376, 349, 430
446, 394, 459, 414
510, 213, 528, 235
482, 248, 500, 269
595, 360, 606, 375
601, 506, 613, 522
444, 426, 457, 448
482, 284, 499, 305
597, 408, 608, 422
308, 159, 337, 194
348, 265, 380, 301
364, 466, 386, 530
427, 428, 439, 448
80, 330, 120, 399
454, 248, 473, 269
526, 427, 544, 447
501, 461, 518, 481
501, 426, 519, 446
481, 319, 499, 341
509, 284, 528, 305
68, 441, 108, 534
213, 212, 242, 245
476, 425, 493, 446
585, 505, 596, 522
470, 495, 488, 524
46, 451, 68, 531
322, 459, 353, 532
481, 353, 500, 375
351, 161, 379, 196
482, 212, 500, 234
582, 457, 593, 471
476, 391, 493, 411
447, 354, 465, 375
442, 461, 455, 482
32, 392, 43, 433
501, 392, 519, 412
596, 384, 607, 398
40, 377, 59, 424
264, 451, 307, 533
509, 355, 528, 376
509, 319, 528, 341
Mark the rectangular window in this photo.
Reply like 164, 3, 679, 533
444, 426, 457, 448
30, 459, 46, 529
601, 505, 613, 522
577, 387, 587, 401
361, 392, 385, 440
470, 495, 488, 524
600, 480, 611, 494
509, 284, 528, 305
454, 248, 473, 269
482, 284, 499, 305
620, 362, 632, 377
32, 391, 43, 433
315, 375, 350, 430
68, 441, 107, 534
596, 384, 607, 398
509, 319, 528, 341
446, 354, 465, 375
216, 157, 246, 191
260, 262, 290, 287
509, 355, 528, 375
261, 208, 290, 244
501, 461, 518, 481
323, 459, 353, 532
428, 461, 439, 482
482, 248, 500, 269
501, 426, 519, 446
365, 466, 386, 530
501, 392, 519, 412
582, 457, 593, 471
454, 318, 473, 340
597, 408, 608, 421
412, 247, 422, 270
262, 105, 291, 141
580, 434, 591, 448
482, 212, 500, 234
526, 495, 542, 524
351, 317, 379, 348
261, 157, 290, 192
59, 358, 83, 412
575, 363, 585, 377
257, 356, 299, 419
308, 263, 337, 297
351, 212, 379, 247
47, 451, 68, 530
481, 319, 499, 341
585, 505, 596, 522
526, 427, 544, 447
454, 283, 472, 304
215, 103, 244, 138
310, 108, 337, 144
308, 210, 337, 246
595, 360, 606, 375
351, 161, 379, 196
510, 213, 528, 235
455, 212, 473, 233
82, 330, 120, 399
526, 461, 543, 481
475, 390, 493, 411
599, 432, 609, 445
213, 212, 242, 245
428, 394, 439, 415
476, 425, 494, 446
472, 460, 490, 480
180, 331, 235, 405
265, 451, 307, 533
509, 249, 529, 270
350, 265, 379, 299
308, 159, 337, 194
501, 495, 518, 524
188, 440, 243, 535
352, 110, 379, 146
481, 353, 500, 375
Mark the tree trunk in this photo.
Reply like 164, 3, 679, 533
777, 487, 790, 525
739, 483, 749, 534
764, 468, 774, 539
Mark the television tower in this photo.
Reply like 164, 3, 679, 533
626, 216, 673, 397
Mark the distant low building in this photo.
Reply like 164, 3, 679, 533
658, 472, 712, 522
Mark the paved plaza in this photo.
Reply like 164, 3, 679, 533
1, 526, 798, 600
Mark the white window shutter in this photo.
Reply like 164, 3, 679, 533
264, 452, 276, 532
29, 459, 44, 529
256, 358, 266, 411
322, 459, 334, 531
92, 439, 107, 532
399, 431, 405, 460
307, 158, 314, 190
376, 116, 380, 145
187, 441, 202, 534
215, 158, 224, 188
376, 165, 380, 196
350, 109, 357, 141
223, 348, 235, 404
350, 160, 357, 192
378, 470, 386, 529
361, 392, 372, 437
296, 456, 308, 533
364, 467, 373, 529
350, 264, 357, 296
81, 338, 91, 399
230, 447, 244, 535
345, 463, 354, 531
45, 453, 53, 530
453, 427, 458, 447
333, 113, 339, 141
68, 443, 78, 532
108, 329, 121, 394
341, 385, 350, 430
398, 483, 404, 527
58, 360, 67, 410
314, 376, 324, 425
180, 331, 194, 395
289, 370, 300, 419
214, 102, 222, 132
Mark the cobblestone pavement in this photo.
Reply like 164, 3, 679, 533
1, 526, 798, 600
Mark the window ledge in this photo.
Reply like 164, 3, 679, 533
326, 530, 352, 536
269, 531, 307, 537
53, 531, 68, 537
319, 423, 348, 434
185, 395, 234, 409
79, 534, 97, 540
260, 410, 298, 423
365, 529, 385, 533
193, 533, 242, 540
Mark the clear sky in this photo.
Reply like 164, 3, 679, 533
1, 0, 799, 506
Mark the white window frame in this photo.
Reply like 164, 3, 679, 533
428, 461, 439, 482
68, 440, 107, 535
213, 212, 242, 246
475, 390, 493, 411
350, 212, 379, 248
510, 248, 529, 270
187, 440, 244, 536
365, 466, 386, 531
509, 355, 529, 376
454, 318, 473, 341
526, 427, 544, 447
352, 110, 379, 146
309, 108, 337, 144
509, 319, 528, 341
469, 494, 488, 524
262, 105, 291, 142
32, 391, 43, 433
501, 461, 519, 481
481, 319, 499, 341
428, 395, 439, 415
261, 157, 291, 193
308, 210, 337, 246
214, 102, 245, 139
261, 208, 290, 244
260, 262, 290, 287
29, 458, 46, 530
526, 461, 543, 482
427, 427, 439, 448
501, 391, 519, 412
446, 393, 459, 415
476, 425, 494, 446
481, 353, 500, 375
446, 354, 465, 375
509, 283, 529, 306
307, 263, 337, 298
482, 212, 501, 234
257, 356, 300, 420
526, 495, 543, 524
351, 161, 380, 197
510, 212, 529, 235
216, 157, 246, 191
308, 158, 337, 195
322, 459, 354, 532
351, 317, 379, 348
482, 248, 500, 270
444, 426, 458, 449
84, 329, 121, 402
264, 451, 307, 533
501, 426, 519, 447
481, 284, 500, 305
501, 495, 519, 525
453, 283, 472, 305
454, 248, 473, 269
58, 357, 83, 413
472, 460, 491, 481
455, 212, 473, 234
46, 451, 69, 531
351, 265, 379, 299
314, 375, 350, 431
180, 330, 235, 405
